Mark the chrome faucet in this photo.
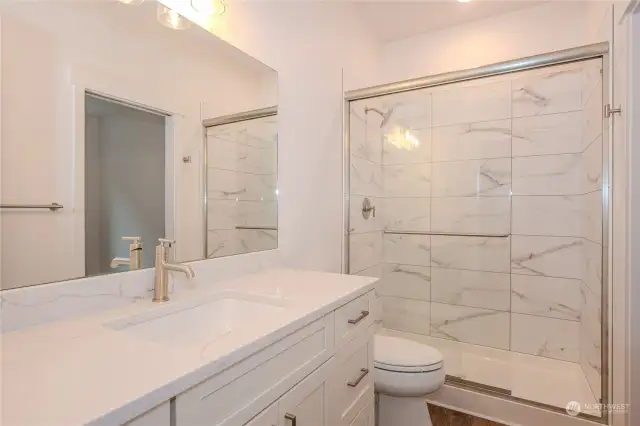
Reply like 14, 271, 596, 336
110, 236, 143, 270
154, 238, 195, 302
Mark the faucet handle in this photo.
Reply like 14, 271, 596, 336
158, 238, 175, 247
122, 236, 142, 244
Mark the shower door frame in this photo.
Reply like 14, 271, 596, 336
342, 42, 610, 423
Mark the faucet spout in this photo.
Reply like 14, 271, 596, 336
110, 257, 131, 268
162, 261, 195, 279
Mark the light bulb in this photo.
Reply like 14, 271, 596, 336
118, 0, 145, 4
157, 4, 191, 30
457, 0, 472, 2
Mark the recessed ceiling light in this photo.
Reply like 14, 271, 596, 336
457, 0, 472, 3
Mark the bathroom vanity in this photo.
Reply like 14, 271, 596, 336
2, 270, 378, 426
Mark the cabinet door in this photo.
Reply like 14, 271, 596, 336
278, 359, 334, 426
246, 402, 278, 426
350, 397, 374, 426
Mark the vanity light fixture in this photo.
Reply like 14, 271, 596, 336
457, 0, 472, 2
191, 0, 226, 16
157, 4, 192, 30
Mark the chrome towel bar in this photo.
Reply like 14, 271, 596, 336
235, 226, 277, 231
0, 203, 63, 211
383, 230, 509, 238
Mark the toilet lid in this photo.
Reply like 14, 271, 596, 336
374, 335, 444, 373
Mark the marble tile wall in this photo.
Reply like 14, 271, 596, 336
349, 58, 604, 392
206, 116, 278, 258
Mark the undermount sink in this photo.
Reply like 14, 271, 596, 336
105, 292, 287, 346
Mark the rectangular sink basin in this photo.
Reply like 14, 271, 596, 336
105, 292, 286, 346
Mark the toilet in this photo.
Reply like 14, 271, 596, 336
374, 335, 445, 426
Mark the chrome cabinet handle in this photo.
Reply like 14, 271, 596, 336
347, 368, 369, 387
285, 413, 297, 426
348, 310, 369, 325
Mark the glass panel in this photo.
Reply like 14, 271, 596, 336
347, 58, 604, 418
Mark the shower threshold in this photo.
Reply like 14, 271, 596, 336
378, 328, 601, 419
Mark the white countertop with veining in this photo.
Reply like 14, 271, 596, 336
1, 269, 377, 426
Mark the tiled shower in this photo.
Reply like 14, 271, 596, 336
348, 58, 604, 407
206, 115, 278, 258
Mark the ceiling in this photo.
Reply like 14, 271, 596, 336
354, 0, 545, 43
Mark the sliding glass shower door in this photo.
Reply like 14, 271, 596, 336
346, 55, 606, 419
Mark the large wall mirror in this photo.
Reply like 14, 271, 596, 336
0, 0, 278, 290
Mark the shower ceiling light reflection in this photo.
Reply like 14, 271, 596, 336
385, 126, 419, 150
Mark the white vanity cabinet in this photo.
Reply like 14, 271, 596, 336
172, 290, 377, 426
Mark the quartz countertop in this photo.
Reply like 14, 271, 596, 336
1, 269, 377, 426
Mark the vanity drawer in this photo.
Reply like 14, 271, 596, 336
335, 291, 375, 349
329, 323, 375, 426
124, 402, 170, 426
176, 313, 335, 426
245, 401, 277, 426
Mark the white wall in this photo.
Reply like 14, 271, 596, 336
205, 1, 380, 272
0, 2, 272, 289
379, 1, 590, 83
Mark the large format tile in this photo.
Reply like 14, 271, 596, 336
350, 100, 383, 164
207, 199, 237, 230
379, 87, 432, 130
383, 163, 431, 197
512, 111, 583, 156
431, 235, 510, 273
432, 80, 511, 127
582, 238, 602, 298
383, 233, 430, 266
350, 155, 382, 197
582, 190, 603, 244
511, 313, 580, 362
511, 235, 584, 279
511, 64, 582, 117
512, 153, 598, 196
430, 303, 510, 350
207, 169, 277, 201
431, 119, 511, 162
582, 84, 603, 149
236, 229, 278, 254
511, 275, 582, 321
207, 230, 237, 258
381, 296, 431, 335
382, 198, 430, 231
431, 159, 511, 197
236, 200, 278, 228
350, 195, 383, 234
378, 264, 431, 301
431, 197, 510, 234
583, 136, 603, 193
349, 232, 382, 274
431, 268, 510, 311
383, 128, 431, 165
581, 58, 603, 108
512, 195, 584, 238
580, 283, 602, 401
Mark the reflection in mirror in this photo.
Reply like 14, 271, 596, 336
204, 108, 278, 258
0, 1, 278, 290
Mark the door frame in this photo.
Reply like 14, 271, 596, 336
69, 65, 181, 275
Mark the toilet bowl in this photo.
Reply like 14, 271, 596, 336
374, 335, 445, 426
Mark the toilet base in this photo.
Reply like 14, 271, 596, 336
377, 393, 432, 426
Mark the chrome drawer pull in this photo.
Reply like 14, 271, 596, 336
348, 310, 369, 325
347, 368, 369, 387
285, 413, 297, 426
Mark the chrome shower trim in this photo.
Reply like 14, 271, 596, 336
202, 105, 277, 128
345, 42, 609, 101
